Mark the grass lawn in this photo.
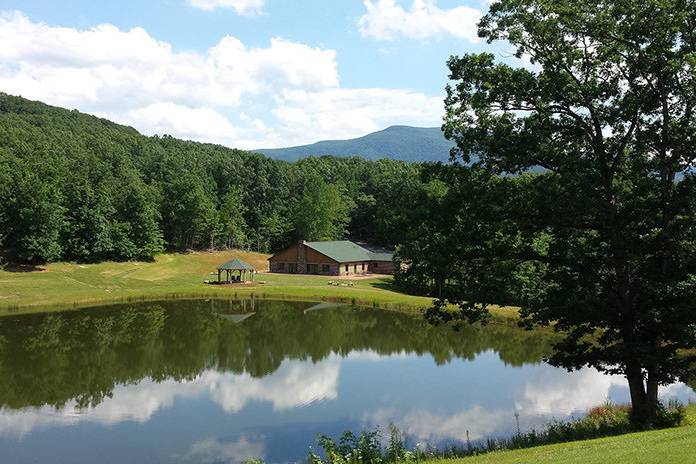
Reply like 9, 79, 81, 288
0, 250, 520, 319
426, 406, 696, 464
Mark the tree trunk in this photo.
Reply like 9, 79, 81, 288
646, 368, 660, 423
626, 363, 658, 427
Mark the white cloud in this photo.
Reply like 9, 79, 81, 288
358, 0, 482, 41
114, 103, 241, 146
517, 368, 626, 416
265, 87, 444, 147
0, 377, 200, 437
0, 356, 341, 438
370, 405, 510, 442
365, 364, 696, 445
0, 10, 444, 149
184, 437, 266, 464
206, 357, 340, 413
0, 11, 337, 109
188, 0, 265, 16
1, 348, 694, 446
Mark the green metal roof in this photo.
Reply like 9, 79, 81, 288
217, 257, 255, 271
367, 251, 394, 261
304, 241, 393, 263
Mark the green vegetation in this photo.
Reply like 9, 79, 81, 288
399, 0, 696, 426
0, 93, 429, 263
2, 0, 696, 459
306, 404, 694, 464
0, 250, 458, 318
293, 174, 354, 241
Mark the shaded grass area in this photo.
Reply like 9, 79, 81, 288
0, 251, 516, 320
423, 404, 696, 464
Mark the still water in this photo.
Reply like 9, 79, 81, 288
0, 299, 693, 463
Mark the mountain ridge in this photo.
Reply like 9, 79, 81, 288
255, 125, 454, 163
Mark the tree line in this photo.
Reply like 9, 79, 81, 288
0, 94, 428, 263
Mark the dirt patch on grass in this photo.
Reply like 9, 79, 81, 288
261, 272, 392, 281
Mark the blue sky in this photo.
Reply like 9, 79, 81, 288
0, 0, 522, 148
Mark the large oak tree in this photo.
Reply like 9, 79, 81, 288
429, 0, 696, 425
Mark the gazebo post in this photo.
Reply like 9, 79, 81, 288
217, 269, 221, 283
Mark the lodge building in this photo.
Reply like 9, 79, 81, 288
268, 240, 394, 276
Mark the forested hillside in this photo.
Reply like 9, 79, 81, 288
256, 125, 454, 162
0, 94, 435, 264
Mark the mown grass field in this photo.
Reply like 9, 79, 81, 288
0, 250, 513, 319
426, 405, 696, 464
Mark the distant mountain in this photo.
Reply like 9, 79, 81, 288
255, 125, 454, 162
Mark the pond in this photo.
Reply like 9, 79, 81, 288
0, 299, 693, 463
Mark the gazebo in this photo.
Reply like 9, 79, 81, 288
216, 258, 255, 283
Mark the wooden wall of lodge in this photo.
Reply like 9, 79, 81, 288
268, 243, 394, 276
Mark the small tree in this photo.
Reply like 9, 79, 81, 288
431, 0, 696, 426
258, 212, 293, 252
293, 175, 354, 241
219, 187, 248, 249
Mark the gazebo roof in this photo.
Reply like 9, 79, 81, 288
217, 257, 255, 271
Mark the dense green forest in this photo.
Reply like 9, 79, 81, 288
0, 94, 437, 263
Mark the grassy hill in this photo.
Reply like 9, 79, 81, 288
255, 125, 455, 162
0, 250, 438, 316
0, 250, 523, 324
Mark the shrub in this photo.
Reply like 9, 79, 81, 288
653, 399, 687, 428
308, 426, 436, 464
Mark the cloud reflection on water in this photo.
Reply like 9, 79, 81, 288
181, 436, 266, 464
364, 363, 696, 444
0, 356, 341, 438
0, 349, 694, 448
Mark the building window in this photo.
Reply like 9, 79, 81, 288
322, 264, 330, 273
289, 263, 298, 273
308, 264, 319, 274
345, 264, 349, 273
372, 262, 378, 268
354, 264, 357, 273
361, 263, 365, 271
277, 262, 285, 271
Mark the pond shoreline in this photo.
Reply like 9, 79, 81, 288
0, 250, 520, 325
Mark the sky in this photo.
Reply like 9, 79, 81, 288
0, 0, 527, 149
